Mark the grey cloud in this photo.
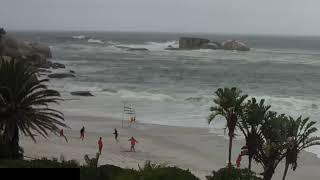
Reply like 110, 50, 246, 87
0, 0, 319, 35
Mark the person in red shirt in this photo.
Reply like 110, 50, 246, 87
129, 136, 138, 152
236, 154, 242, 168
98, 137, 103, 154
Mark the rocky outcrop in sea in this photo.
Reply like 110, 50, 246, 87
0, 29, 67, 69
166, 37, 250, 51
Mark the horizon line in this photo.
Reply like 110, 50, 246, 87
5, 28, 320, 38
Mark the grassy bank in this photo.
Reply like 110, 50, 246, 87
0, 158, 264, 180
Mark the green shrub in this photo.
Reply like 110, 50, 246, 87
206, 167, 262, 180
80, 166, 100, 180
0, 140, 24, 160
137, 166, 199, 180
80, 164, 136, 180
113, 161, 199, 180
80, 161, 199, 180
139, 161, 198, 180
0, 158, 200, 180
84, 153, 100, 168
0, 158, 79, 168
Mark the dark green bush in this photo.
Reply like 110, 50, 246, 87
206, 167, 262, 180
0, 140, 24, 160
134, 161, 198, 180
136, 166, 199, 180
84, 153, 100, 168
0, 158, 79, 168
80, 164, 133, 180
80, 161, 199, 180
0, 158, 199, 180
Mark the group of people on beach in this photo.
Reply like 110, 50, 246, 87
59, 126, 139, 154
96, 128, 139, 154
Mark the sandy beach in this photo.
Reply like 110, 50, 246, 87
20, 115, 320, 180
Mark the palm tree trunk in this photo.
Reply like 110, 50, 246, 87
228, 136, 233, 168
263, 165, 275, 180
282, 161, 289, 180
4, 125, 21, 159
248, 155, 252, 171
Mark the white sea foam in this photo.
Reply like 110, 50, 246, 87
144, 41, 178, 50
118, 90, 176, 101
112, 41, 178, 51
72, 35, 88, 40
87, 38, 104, 44
250, 95, 320, 116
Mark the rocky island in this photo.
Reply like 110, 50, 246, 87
166, 37, 250, 51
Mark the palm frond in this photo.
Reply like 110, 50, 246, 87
0, 59, 66, 144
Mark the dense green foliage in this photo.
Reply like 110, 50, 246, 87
206, 167, 262, 180
0, 158, 79, 168
209, 87, 320, 180
281, 116, 320, 180
0, 158, 199, 180
0, 59, 66, 159
81, 161, 199, 180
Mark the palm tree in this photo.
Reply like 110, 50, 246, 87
254, 112, 288, 180
238, 98, 271, 170
208, 87, 248, 167
282, 116, 320, 180
0, 59, 66, 159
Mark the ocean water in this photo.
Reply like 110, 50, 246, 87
11, 31, 320, 155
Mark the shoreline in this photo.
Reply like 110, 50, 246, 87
20, 114, 320, 180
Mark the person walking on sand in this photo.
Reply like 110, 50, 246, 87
59, 129, 68, 142
129, 136, 138, 152
236, 154, 242, 168
98, 137, 103, 154
113, 128, 119, 142
80, 126, 85, 140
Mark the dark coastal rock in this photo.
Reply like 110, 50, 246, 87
0, 33, 55, 68
0, 35, 22, 58
28, 42, 52, 58
1, 35, 52, 58
176, 37, 250, 51
115, 46, 130, 50
38, 68, 52, 74
165, 45, 180, 50
221, 40, 250, 51
179, 37, 210, 49
52, 62, 66, 69
18, 54, 52, 68
48, 73, 75, 79
200, 42, 221, 50
70, 91, 94, 96
126, 48, 149, 51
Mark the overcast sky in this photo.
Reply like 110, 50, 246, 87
1, 0, 319, 35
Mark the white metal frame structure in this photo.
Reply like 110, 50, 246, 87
122, 102, 136, 128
